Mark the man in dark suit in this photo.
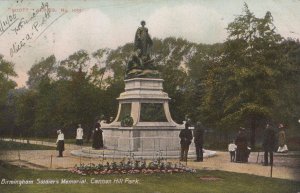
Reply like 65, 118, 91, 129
263, 123, 276, 166
193, 121, 204, 162
179, 122, 193, 162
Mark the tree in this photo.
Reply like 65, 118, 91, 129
0, 55, 17, 104
188, 43, 224, 125
0, 55, 17, 135
205, 4, 285, 147
14, 89, 38, 137
58, 50, 90, 80
90, 49, 111, 88
274, 39, 300, 131
27, 55, 56, 89
160, 59, 188, 123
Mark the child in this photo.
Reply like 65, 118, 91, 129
228, 140, 237, 162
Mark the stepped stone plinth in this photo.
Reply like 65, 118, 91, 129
101, 78, 184, 152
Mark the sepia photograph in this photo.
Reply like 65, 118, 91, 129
0, 0, 299, 192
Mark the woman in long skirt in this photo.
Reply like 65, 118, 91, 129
56, 130, 65, 157
92, 123, 103, 149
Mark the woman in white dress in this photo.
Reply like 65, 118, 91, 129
277, 124, 288, 153
76, 124, 84, 145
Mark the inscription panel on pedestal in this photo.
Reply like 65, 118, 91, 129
140, 103, 168, 122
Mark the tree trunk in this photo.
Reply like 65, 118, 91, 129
250, 117, 256, 148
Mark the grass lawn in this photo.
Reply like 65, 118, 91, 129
0, 140, 55, 150
0, 161, 299, 193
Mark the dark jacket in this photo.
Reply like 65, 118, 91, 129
193, 126, 204, 146
92, 124, 103, 149
263, 127, 276, 151
179, 128, 193, 147
235, 130, 247, 150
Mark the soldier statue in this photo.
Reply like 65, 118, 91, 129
126, 20, 159, 79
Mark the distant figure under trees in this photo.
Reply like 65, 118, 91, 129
179, 122, 193, 162
235, 127, 248, 163
56, 129, 65, 157
92, 123, 103, 149
76, 124, 84, 145
277, 123, 288, 153
263, 123, 276, 166
193, 121, 204, 162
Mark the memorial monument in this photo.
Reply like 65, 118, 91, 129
72, 21, 216, 158
101, 20, 183, 153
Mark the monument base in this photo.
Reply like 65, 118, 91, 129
102, 127, 181, 151
100, 78, 184, 152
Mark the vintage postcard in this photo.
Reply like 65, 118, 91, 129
0, 0, 299, 192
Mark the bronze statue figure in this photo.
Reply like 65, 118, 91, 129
126, 21, 159, 79
134, 20, 153, 58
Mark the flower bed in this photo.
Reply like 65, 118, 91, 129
70, 159, 196, 175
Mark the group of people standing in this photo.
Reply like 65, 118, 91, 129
262, 123, 288, 166
228, 123, 288, 166
55, 122, 105, 157
55, 118, 288, 167
179, 121, 204, 162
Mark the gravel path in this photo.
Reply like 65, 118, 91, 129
0, 139, 299, 181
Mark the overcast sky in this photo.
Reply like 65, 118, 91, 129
0, 0, 299, 87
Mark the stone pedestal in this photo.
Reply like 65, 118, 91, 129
101, 78, 183, 152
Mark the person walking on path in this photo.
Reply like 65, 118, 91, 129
263, 123, 276, 166
179, 122, 193, 162
228, 140, 237, 162
76, 124, 84, 146
56, 129, 65, 157
193, 121, 204, 162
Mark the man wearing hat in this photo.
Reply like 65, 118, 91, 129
179, 122, 193, 162
56, 129, 65, 157
263, 123, 276, 166
193, 121, 204, 162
